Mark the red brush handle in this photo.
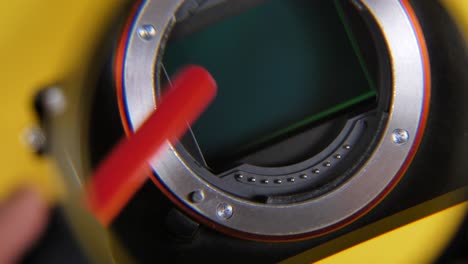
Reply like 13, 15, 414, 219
85, 65, 217, 226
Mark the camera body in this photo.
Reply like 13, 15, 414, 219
0, 0, 465, 263
86, 0, 466, 262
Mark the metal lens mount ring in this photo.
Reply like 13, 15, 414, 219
116, 0, 430, 240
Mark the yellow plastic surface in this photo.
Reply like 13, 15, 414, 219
0, 0, 124, 201
0, 0, 465, 263
317, 202, 467, 264
443, 0, 468, 40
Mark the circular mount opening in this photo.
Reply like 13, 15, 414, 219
116, 0, 430, 239
162, 0, 387, 203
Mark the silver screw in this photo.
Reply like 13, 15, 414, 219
334, 154, 342, 159
138, 24, 157, 41
189, 190, 205, 204
248, 177, 256, 183
23, 127, 46, 153
288, 178, 295, 183
323, 162, 332, 167
216, 203, 233, 220
300, 174, 309, 179
312, 169, 320, 174
42, 87, 66, 116
392, 129, 410, 145
261, 179, 269, 184
344, 145, 352, 150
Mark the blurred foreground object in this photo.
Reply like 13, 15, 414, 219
86, 65, 217, 226
0, 189, 49, 263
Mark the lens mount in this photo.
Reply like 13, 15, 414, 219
115, 0, 430, 240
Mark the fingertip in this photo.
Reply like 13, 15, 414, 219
0, 187, 50, 263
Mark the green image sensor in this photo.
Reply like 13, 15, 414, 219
164, 0, 376, 170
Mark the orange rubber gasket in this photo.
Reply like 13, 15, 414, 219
114, 0, 431, 242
